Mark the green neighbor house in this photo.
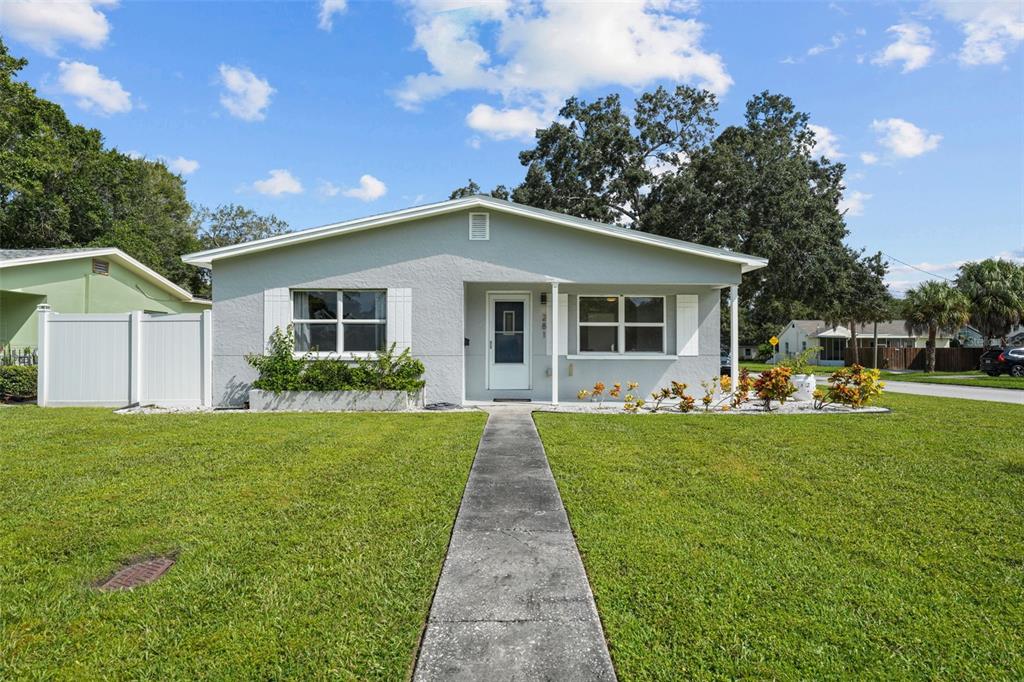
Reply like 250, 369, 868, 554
0, 248, 210, 350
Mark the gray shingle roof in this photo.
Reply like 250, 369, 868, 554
787, 319, 952, 338
0, 248, 101, 262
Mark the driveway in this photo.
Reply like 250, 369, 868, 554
881, 380, 1024, 405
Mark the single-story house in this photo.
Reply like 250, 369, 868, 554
182, 196, 767, 407
0, 248, 210, 350
774, 319, 955, 365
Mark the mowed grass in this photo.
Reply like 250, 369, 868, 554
883, 373, 1024, 390
0, 407, 486, 679
536, 394, 1024, 680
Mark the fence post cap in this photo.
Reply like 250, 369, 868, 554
36, 304, 52, 312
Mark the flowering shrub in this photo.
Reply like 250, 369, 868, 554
813, 364, 885, 409
730, 368, 754, 408
700, 377, 718, 411
753, 366, 796, 411
671, 381, 696, 412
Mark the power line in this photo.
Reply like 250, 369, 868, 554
881, 252, 956, 282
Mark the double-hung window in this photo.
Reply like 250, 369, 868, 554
577, 295, 665, 354
292, 290, 387, 354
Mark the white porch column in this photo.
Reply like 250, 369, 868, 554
729, 285, 739, 392
551, 282, 559, 405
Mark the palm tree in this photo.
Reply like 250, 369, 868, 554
956, 259, 1024, 346
903, 281, 971, 373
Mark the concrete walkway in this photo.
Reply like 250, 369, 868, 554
883, 380, 1024, 405
414, 407, 616, 681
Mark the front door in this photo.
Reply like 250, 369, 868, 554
487, 293, 531, 390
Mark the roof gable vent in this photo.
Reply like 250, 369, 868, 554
92, 258, 109, 275
469, 212, 489, 240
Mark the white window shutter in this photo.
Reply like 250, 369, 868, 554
676, 294, 699, 356
558, 294, 569, 356
386, 288, 412, 353
263, 287, 291, 352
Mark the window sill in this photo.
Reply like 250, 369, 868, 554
294, 352, 379, 361
565, 354, 677, 361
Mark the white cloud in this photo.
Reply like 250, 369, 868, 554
871, 118, 942, 158
872, 23, 934, 72
0, 0, 116, 55
808, 124, 844, 159
808, 32, 845, 56
465, 104, 550, 141
860, 152, 879, 165
318, 0, 347, 31
839, 190, 871, 217
936, 0, 1024, 66
396, 0, 731, 131
342, 174, 387, 201
218, 64, 274, 121
318, 180, 342, 197
162, 156, 199, 175
252, 169, 303, 196
56, 61, 131, 114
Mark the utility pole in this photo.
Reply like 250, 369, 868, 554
872, 320, 879, 369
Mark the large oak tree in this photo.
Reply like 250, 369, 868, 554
457, 87, 879, 344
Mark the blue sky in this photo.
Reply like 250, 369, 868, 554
2, 0, 1022, 292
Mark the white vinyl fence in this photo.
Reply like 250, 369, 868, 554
36, 305, 212, 408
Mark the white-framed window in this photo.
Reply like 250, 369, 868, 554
292, 290, 387, 354
577, 295, 665, 354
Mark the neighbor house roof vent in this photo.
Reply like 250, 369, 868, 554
469, 212, 489, 240
92, 258, 109, 275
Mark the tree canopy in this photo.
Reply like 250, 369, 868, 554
955, 259, 1024, 345
902, 281, 971, 372
454, 87, 879, 344
0, 39, 287, 298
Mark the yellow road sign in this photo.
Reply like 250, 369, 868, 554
769, 335, 779, 346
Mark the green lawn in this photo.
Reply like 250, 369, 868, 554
739, 360, 841, 374
537, 394, 1024, 680
0, 407, 486, 679
882, 373, 1024, 390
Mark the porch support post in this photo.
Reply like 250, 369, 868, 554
551, 281, 559, 405
729, 285, 739, 393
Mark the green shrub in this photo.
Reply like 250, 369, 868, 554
245, 326, 307, 392
779, 345, 822, 375
301, 359, 354, 391
0, 365, 37, 400
246, 328, 426, 394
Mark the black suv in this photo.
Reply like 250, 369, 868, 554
981, 347, 1024, 377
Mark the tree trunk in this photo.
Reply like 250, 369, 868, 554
927, 326, 937, 373
849, 320, 859, 366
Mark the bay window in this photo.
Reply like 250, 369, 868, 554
578, 295, 665, 354
293, 290, 386, 354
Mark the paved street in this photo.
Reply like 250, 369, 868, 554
881, 381, 1024, 405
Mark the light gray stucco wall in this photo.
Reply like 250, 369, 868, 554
463, 283, 721, 402
210, 209, 741, 407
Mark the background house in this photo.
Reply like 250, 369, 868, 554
0, 248, 210, 351
773, 319, 955, 366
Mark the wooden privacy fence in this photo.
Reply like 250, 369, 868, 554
36, 305, 213, 407
845, 346, 984, 372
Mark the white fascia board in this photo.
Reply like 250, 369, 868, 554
181, 196, 769, 273
1, 248, 200, 303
